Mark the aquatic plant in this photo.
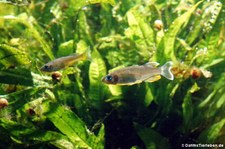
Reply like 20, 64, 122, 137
0, 0, 224, 148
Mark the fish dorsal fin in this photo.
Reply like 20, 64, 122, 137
144, 62, 160, 68
144, 75, 161, 83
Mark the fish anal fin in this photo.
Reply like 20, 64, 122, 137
144, 75, 161, 83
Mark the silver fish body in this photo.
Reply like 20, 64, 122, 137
102, 61, 174, 85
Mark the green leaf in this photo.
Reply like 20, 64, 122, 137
43, 102, 104, 149
198, 75, 225, 111
88, 49, 107, 109
134, 123, 170, 149
0, 68, 51, 86
0, 0, 29, 6
95, 124, 105, 148
126, 9, 154, 44
125, 8, 154, 59
186, 1, 222, 45
0, 68, 33, 86
65, 0, 115, 19
182, 83, 199, 127
57, 40, 74, 57
31, 131, 75, 149
0, 119, 75, 148
0, 44, 30, 68
2, 13, 54, 60
75, 11, 94, 46
87, 0, 115, 6
198, 118, 225, 143
107, 84, 122, 97
206, 85, 225, 118
144, 85, 154, 107
156, 1, 203, 63
182, 92, 193, 130
0, 119, 35, 136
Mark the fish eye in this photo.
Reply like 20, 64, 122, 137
44, 65, 52, 71
103, 74, 118, 84
44, 65, 49, 69
106, 75, 113, 81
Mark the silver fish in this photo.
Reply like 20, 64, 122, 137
40, 50, 91, 72
102, 61, 174, 85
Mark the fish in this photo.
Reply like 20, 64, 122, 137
40, 49, 91, 72
102, 61, 174, 85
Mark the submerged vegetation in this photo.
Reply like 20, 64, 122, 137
0, 0, 224, 148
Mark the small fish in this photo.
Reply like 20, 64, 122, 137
40, 49, 91, 72
102, 61, 174, 85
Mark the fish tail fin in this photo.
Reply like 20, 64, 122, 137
160, 61, 174, 80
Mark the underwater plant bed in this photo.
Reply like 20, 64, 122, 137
0, 0, 225, 148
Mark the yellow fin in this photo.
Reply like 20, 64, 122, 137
144, 75, 161, 83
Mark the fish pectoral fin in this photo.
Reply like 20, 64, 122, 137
144, 62, 160, 68
144, 75, 161, 82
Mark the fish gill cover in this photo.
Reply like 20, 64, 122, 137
0, 0, 224, 148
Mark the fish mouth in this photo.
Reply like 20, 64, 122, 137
40, 66, 45, 71
40, 65, 49, 72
